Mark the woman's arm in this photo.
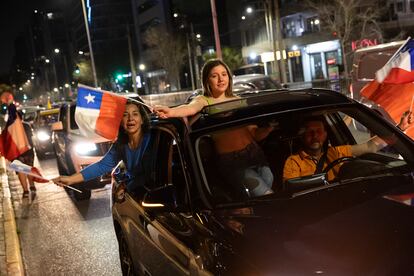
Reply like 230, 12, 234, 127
154, 96, 208, 118
52, 145, 119, 186
247, 125, 274, 142
52, 173, 84, 187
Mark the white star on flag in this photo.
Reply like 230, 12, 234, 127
84, 93, 95, 103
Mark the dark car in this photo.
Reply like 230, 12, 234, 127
32, 108, 59, 159
51, 102, 112, 200
233, 74, 282, 92
184, 74, 282, 104
112, 89, 414, 275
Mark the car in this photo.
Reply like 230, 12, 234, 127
184, 74, 283, 103
32, 108, 59, 159
51, 102, 112, 200
111, 88, 414, 275
233, 74, 282, 92
18, 105, 45, 126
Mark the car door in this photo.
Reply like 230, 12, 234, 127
53, 104, 70, 174
122, 128, 205, 275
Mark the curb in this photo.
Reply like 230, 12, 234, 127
1, 157, 24, 276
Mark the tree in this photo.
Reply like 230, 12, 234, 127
305, 0, 384, 79
144, 26, 187, 91
203, 47, 244, 72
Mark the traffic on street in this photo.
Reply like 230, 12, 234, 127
1, 0, 414, 275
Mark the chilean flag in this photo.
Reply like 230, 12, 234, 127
75, 84, 127, 141
0, 103, 30, 161
8, 160, 49, 183
361, 38, 414, 137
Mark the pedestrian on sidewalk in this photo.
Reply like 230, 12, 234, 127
16, 111, 36, 198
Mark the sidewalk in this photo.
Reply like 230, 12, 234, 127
0, 156, 24, 275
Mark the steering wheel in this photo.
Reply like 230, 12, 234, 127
322, 156, 358, 175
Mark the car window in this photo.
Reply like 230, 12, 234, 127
69, 105, 79, 129
195, 107, 413, 205
131, 129, 189, 205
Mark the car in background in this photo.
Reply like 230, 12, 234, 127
32, 108, 59, 159
233, 63, 265, 75
112, 88, 414, 275
51, 102, 112, 200
233, 73, 282, 92
350, 40, 404, 101
18, 105, 45, 126
184, 74, 282, 103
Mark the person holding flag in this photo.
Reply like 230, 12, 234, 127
361, 37, 414, 138
52, 85, 151, 193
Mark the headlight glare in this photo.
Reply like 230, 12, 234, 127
37, 131, 50, 141
74, 142, 97, 155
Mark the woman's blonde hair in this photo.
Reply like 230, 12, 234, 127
201, 59, 234, 97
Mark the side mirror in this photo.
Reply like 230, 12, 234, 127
51, 121, 63, 131
286, 173, 328, 194
142, 184, 178, 212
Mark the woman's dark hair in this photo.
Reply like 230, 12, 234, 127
201, 59, 234, 97
114, 100, 150, 162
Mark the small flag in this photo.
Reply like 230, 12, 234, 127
8, 160, 49, 183
0, 103, 30, 161
75, 84, 127, 141
384, 193, 414, 206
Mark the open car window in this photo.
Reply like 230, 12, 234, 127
195, 107, 414, 205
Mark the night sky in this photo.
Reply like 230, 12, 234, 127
0, 0, 61, 76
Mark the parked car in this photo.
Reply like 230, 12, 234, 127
112, 88, 414, 275
51, 102, 112, 200
32, 108, 59, 159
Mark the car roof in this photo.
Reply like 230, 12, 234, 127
233, 74, 269, 82
39, 108, 60, 116
152, 89, 355, 136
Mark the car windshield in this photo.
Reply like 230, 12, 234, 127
194, 106, 414, 205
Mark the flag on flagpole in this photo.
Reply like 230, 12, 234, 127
361, 38, 414, 136
0, 103, 30, 161
8, 160, 49, 183
75, 84, 128, 141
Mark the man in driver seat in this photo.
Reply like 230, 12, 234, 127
283, 113, 412, 182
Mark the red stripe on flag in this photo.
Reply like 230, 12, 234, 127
383, 68, 414, 84
360, 80, 381, 99
366, 82, 414, 125
95, 93, 127, 141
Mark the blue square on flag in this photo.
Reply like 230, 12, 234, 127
77, 87, 103, 110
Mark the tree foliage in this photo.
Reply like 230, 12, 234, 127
202, 47, 243, 72
144, 26, 187, 91
305, 0, 384, 77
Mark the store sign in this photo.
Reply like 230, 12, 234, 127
287, 50, 301, 58
351, 39, 378, 51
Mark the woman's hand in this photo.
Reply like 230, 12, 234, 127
397, 111, 412, 131
52, 173, 84, 187
154, 105, 172, 119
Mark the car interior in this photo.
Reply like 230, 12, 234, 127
196, 108, 410, 205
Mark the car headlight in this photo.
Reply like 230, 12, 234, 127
36, 130, 50, 141
74, 142, 97, 155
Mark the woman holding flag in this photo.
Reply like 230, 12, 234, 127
52, 98, 150, 192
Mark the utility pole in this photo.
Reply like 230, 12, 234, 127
272, 0, 287, 84
186, 32, 195, 90
210, 0, 222, 60
127, 25, 138, 94
80, 0, 98, 87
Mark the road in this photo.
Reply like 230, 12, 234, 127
9, 156, 122, 276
